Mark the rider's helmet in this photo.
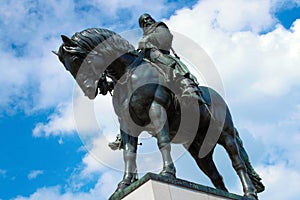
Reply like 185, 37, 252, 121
138, 13, 156, 28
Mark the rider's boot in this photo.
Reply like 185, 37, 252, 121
160, 162, 176, 178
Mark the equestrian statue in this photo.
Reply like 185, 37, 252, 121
53, 14, 264, 199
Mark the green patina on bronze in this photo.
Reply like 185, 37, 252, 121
55, 24, 264, 199
109, 173, 253, 200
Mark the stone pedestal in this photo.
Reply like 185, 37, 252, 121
109, 173, 252, 200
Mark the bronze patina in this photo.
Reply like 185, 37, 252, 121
54, 25, 264, 200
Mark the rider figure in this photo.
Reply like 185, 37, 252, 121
137, 13, 206, 104
108, 13, 207, 150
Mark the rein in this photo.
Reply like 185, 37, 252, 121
97, 51, 145, 95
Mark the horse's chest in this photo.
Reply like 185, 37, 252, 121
130, 65, 160, 90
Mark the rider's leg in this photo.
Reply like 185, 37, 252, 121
148, 48, 207, 106
177, 76, 207, 105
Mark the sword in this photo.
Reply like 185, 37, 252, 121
204, 103, 215, 121
170, 47, 180, 59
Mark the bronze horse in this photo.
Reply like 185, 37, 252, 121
54, 28, 264, 199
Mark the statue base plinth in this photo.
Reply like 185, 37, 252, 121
109, 173, 252, 200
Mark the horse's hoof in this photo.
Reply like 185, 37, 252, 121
160, 171, 176, 179
115, 175, 139, 192
115, 180, 130, 192
109, 183, 128, 200
159, 164, 176, 179
245, 192, 258, 200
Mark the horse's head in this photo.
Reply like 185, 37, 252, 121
53, 28, 136, 99
53, 34, 101, 99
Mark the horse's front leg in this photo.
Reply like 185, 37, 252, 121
116, 129, 138, 192
148, 102, 176, 178
157, 127, 176, 178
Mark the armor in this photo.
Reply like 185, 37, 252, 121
138, 14, 206, 104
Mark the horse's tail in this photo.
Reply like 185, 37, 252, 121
235, 128, 265, 193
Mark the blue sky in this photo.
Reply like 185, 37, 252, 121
1, 1, 300, 200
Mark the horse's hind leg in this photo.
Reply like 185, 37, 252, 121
188, 143, 228, 191
219, 129, 257, 199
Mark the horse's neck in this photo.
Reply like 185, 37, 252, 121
107, 53, 136, 81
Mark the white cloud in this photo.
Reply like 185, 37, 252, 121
241, 104, 300, 168
28, 170, 44, 180
8, 0, 300, 199
32, 85, 118, 138
165, 1, 300, 198
206, 0, 275, 33
167, 2, 300, 103
32, 103, 75, 137
13, 171, 122, 200
14, 186, 62, 200
0, 0, 78, 114
257, 163, 300, 200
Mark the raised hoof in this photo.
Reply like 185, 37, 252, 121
108, 135, 122, 150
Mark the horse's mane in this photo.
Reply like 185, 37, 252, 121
64, 28, 137, 60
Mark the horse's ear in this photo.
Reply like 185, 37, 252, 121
61, 35, 75, 46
